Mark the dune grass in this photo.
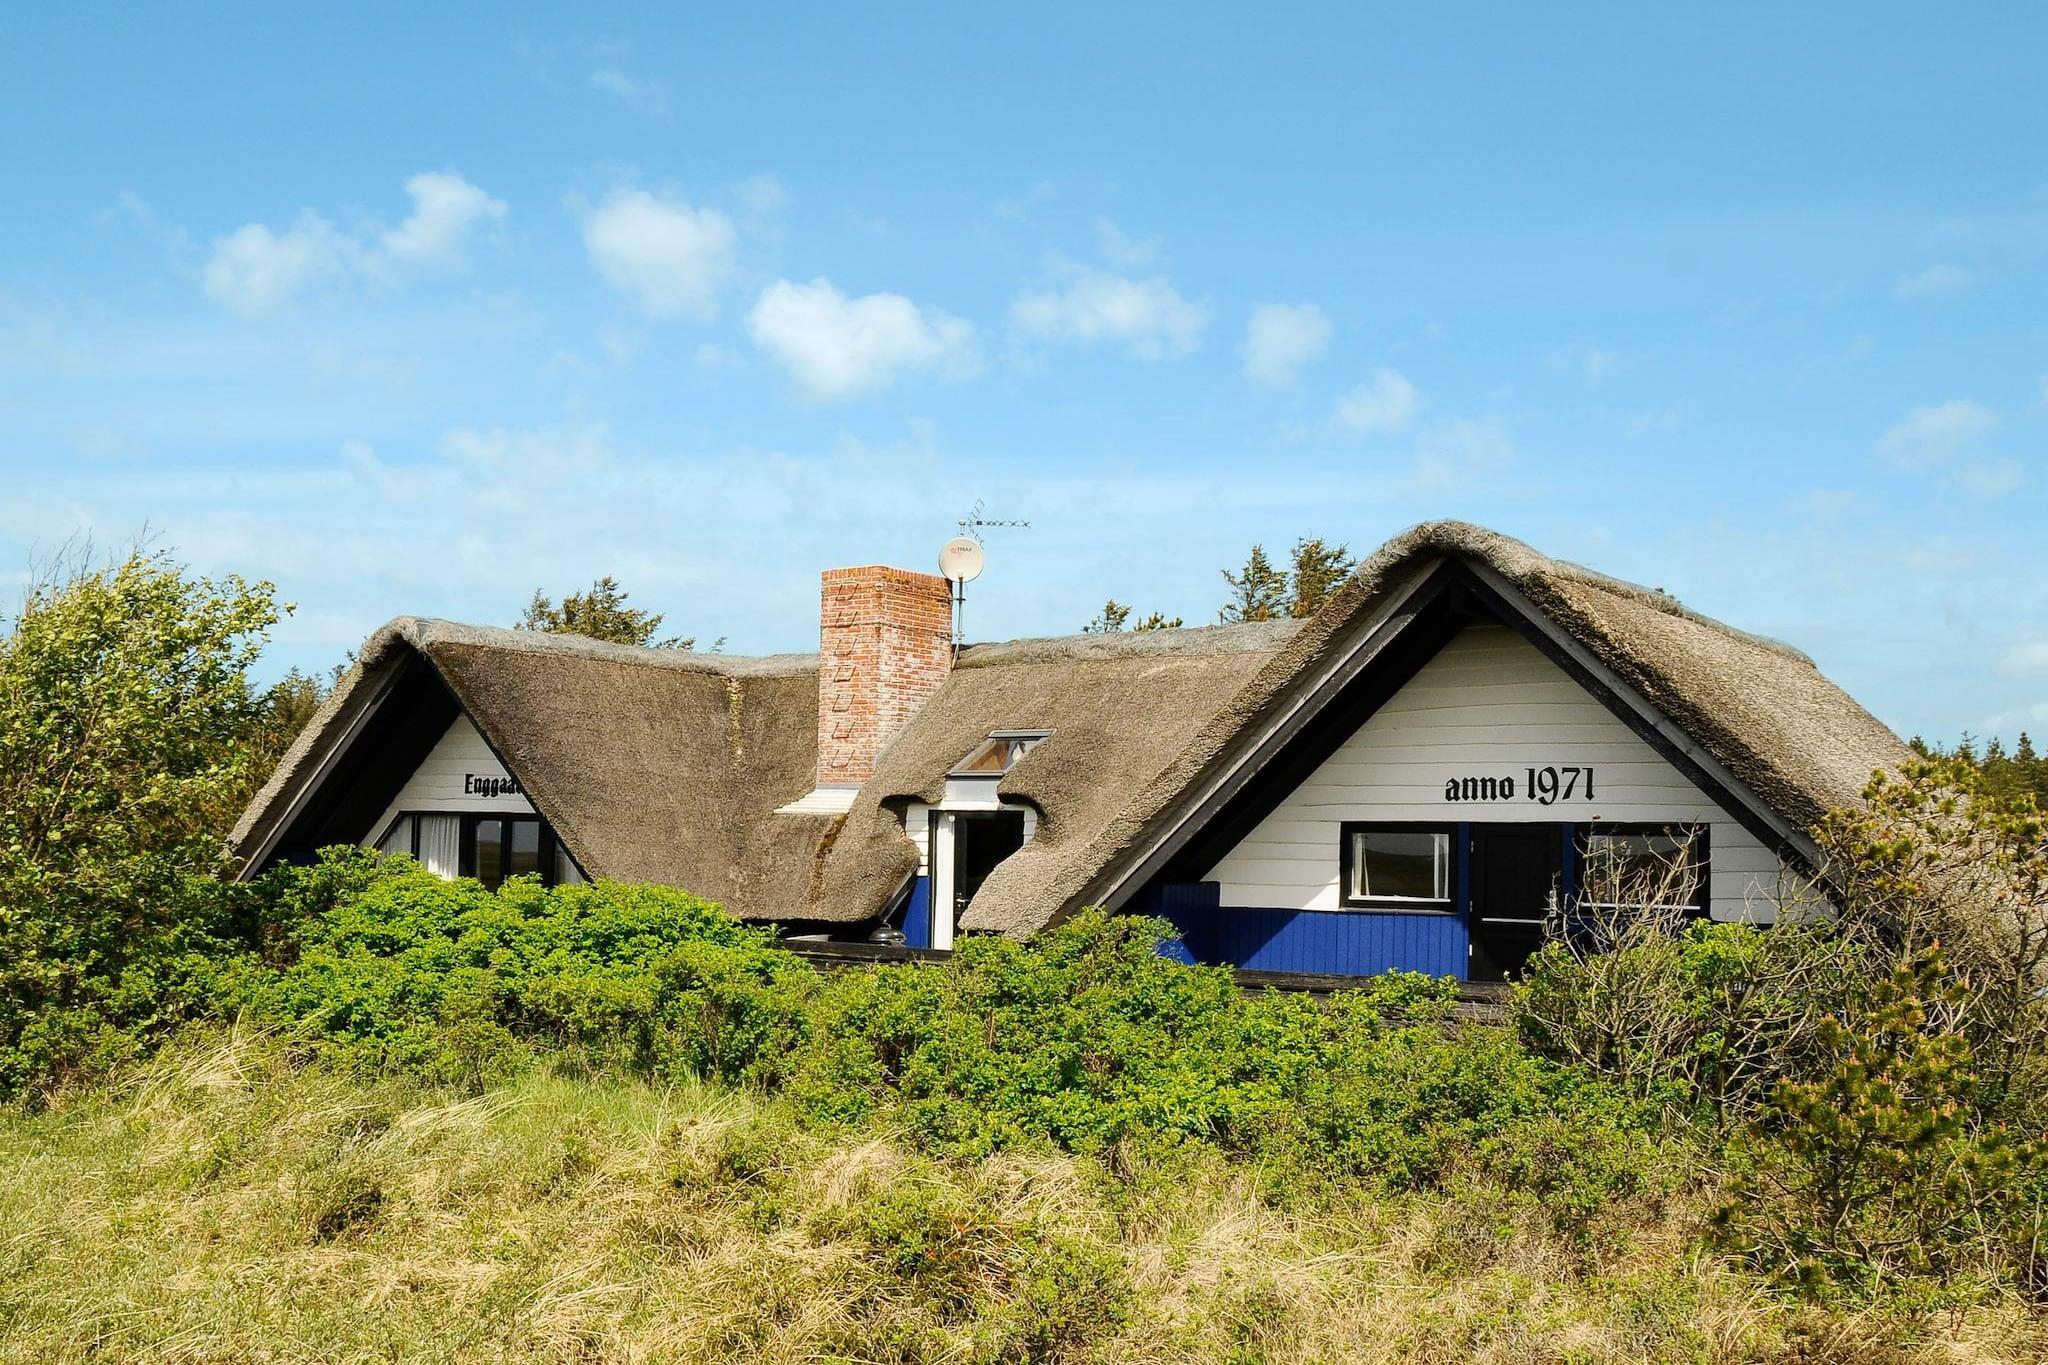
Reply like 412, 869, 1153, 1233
3, 1030, 2044, 1363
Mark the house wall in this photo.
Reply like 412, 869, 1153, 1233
1202, 622, 1792, 923
363, 714, 535, 845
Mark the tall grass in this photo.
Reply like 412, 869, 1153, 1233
4, 1028, 2042, 1363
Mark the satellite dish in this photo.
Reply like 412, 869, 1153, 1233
939, 536, 985, 583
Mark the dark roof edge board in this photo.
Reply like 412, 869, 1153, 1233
1069, 556, 1828, 921
406, 640, 603, 885
232, 657, 403, 879
1065, 557, 1451, 915
1461, 560, 1817, 864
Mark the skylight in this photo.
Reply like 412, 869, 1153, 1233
949, 730, 1051, 776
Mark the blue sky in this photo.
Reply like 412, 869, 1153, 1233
3, 3, 2045, 744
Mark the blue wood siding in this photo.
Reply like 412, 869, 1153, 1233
1146, 881, 1218, 963
1214, 906, 1467, 977
900, 876, 933, 949
1140, 881, 1468, 978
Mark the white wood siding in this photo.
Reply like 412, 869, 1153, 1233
364, 715, 534, 845
1203, 623, 1790, 921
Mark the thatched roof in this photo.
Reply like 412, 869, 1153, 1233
231, 619, 836, 919
802, 622, 1298, 927
1049, 521, 1915, 934
234, 521, 1912, 940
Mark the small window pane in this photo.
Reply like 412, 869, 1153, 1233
950, 732, 1050, 775
1581, 830, 1701, 911
1350, 830, 1450, 903
375, 815, 413, 856
474, 819, 504, 889
953, 738, 1012, 773
508, 819, 541, 880
555, 844, 586, 884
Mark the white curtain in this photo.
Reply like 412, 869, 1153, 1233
417, 815, 460, 878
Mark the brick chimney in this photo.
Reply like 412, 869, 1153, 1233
815, 565, 954, 787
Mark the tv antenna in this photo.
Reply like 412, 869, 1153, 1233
940, 501, 1029, 658
956, 498, 1030, 543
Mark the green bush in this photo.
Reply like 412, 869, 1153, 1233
786, 910, 1662, 1233
1515, 916, 1859, 1127
1712, 949, 2048, 1301
0, 549, 281, 1100
252, 859, 814, 1087
238, 883, 1663, 1238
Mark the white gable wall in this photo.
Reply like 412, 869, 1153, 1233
1202, 623, 1790, 921
364, 714, 535, 845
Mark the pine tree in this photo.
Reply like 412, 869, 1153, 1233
1218, 544, 1290, 624
1288, 536, 1356, 619
1083, 599, 1133, 634
519, 576, 691, 649
1084, 599, 1183, 633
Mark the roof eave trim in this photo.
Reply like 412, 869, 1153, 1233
1071, 557, 1453, 914
1461, 560, 1821, 867
233, 661, 404, 881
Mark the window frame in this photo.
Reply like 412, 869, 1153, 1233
1573, 822, 1711, 917
371, 811, 585, 887
458, 813, 560, 889
1338, 820, 1459, 915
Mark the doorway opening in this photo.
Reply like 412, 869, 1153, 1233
932, 808, 1028, 949
1468, 824, 1563, 982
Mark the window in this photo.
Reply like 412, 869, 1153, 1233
463, 815, 554, 890
949, 730, 1052, 776
1577, 825, 1708, 915
372, 813, 577, 889
1341, 824, 1454, 910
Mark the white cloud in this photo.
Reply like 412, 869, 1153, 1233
379, 172, 507, 266
733, 173, 788, 219
66, 423, 130, 459
1241, 302, 1332, 389
1894, 262, 1973, 299
1011, 266, 1207, 360
588, 65, 668, 116
1094, 218, 1161, 270
1411, 416, 1514, 490
580, 189, 736, 321
201, 173, 505, 315
1876, 399, 1999, 468
1332, 368, 1420, 436
1875, 399, 2021, 497
340, 439, 422, 503
746, 277, 978, 402
1959, 458, 2024, 496
202, 214, 353, 316
1999, 640, 2048, 677
992, 181, 1057, 222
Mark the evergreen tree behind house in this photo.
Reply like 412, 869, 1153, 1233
1218, 537, 1358, 624
519, 576, 713, 651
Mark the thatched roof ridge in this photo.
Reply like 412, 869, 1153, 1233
954, 618, 1302, 667
381, 616, 819, 676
